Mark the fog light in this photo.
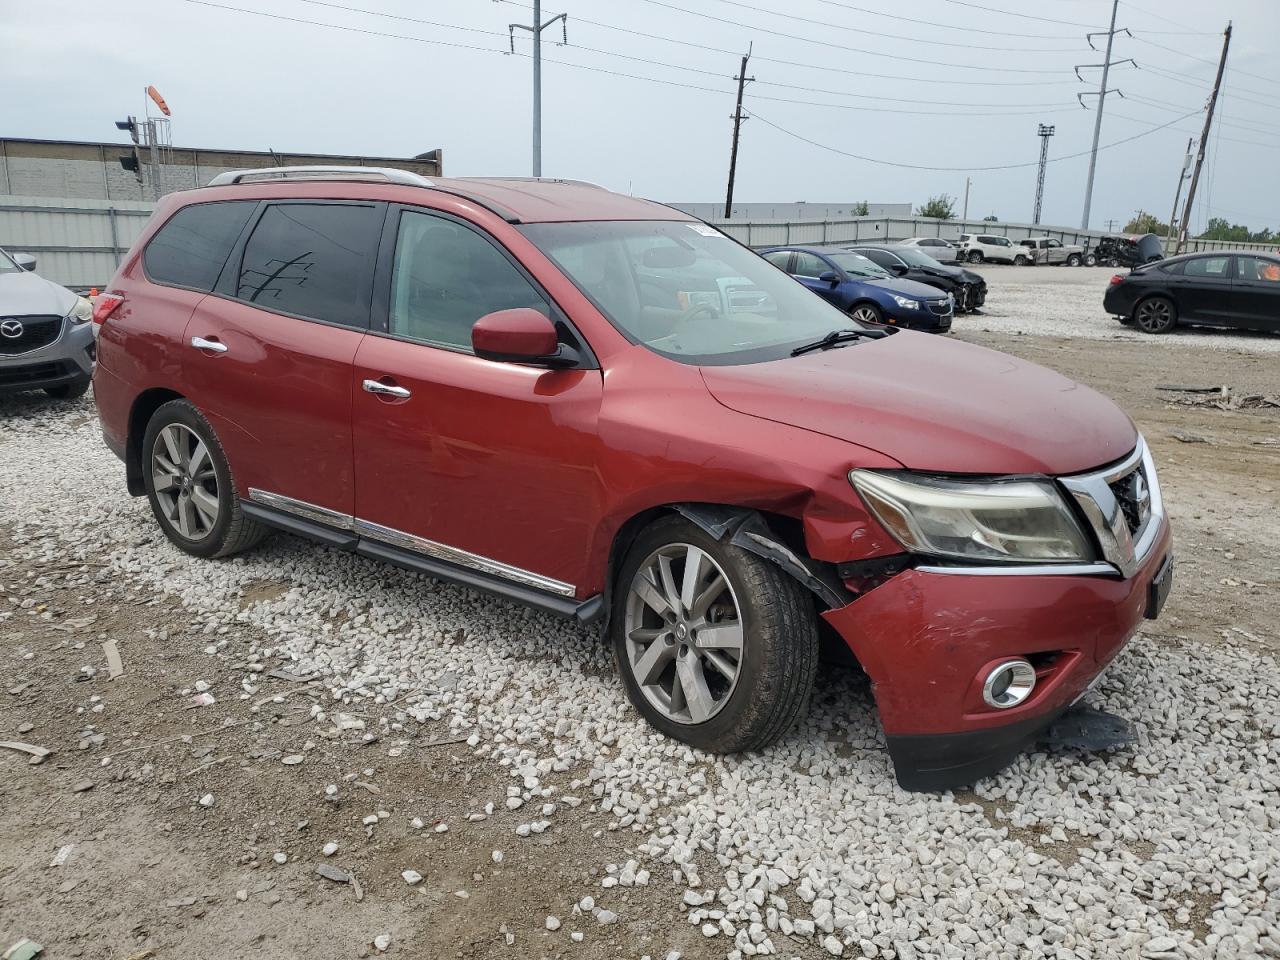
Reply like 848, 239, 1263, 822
982, 659, 1036, 709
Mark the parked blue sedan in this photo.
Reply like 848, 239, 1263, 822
759, 245, 954, 331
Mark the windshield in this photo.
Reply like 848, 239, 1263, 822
887, 247, 944, 268
827, 252, 890, 278
519, 220, 871, 365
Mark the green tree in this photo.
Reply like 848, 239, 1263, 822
916, 194, 956, 219
1123, 211, 1172, 236
852, 200, 870, 216
1198, 217, 1251, 242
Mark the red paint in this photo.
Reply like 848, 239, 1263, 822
471, 308, 559, 360
94, 177, 1170, 762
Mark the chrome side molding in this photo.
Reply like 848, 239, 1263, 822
246, 488, 575, 598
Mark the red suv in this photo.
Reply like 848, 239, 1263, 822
93, 168, 1173, 790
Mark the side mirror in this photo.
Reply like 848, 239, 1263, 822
13, 253, 36, 272
818, 270, 839, 285
472, 308, 577, 367
890, 263, 908, 275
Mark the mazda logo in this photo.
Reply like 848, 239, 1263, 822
0, 319, 23, 339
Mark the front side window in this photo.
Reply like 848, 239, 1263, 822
791, 252, 829, 278
1236, 256, 1280, 282
237, 203, 382, 328
520, 220, 874, 365
389, 211, 548, 350
763, 251, 792, 269
1184, 256, 1230, 279
145, 200, 257, 291
827, 253, 890, 279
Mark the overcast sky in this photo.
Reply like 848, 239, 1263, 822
6, 0, 1279, 231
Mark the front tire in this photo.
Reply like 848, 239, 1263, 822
1066, 254, 1083, 267
1134, 296, 1177, 334
967, 251, 984, 264
142, 400, 267, 558
848, 302, 883, 325
1014, 254, 1030, 266
612, 516, 818, 753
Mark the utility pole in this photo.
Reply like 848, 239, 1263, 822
962, 177, 970, 221
724, 44, 753, 219
1166, 136, 1194, 253
1033, 124, 1055, 225
1177, 23, 1232, 254
508, 1, 568, 177
1078, 0, 1133, 229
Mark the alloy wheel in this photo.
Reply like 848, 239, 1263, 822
151, 423, 220, 540
1135, 298, 1174, 334
623, 543, 743, 725
849, 305, 881, 325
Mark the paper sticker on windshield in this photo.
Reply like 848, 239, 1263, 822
686, 223, 725, 238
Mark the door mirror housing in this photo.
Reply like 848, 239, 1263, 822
472, 308, 577, 367
890, 263, 908, 275
817, 270, 839, 284
13, 253, 36, 272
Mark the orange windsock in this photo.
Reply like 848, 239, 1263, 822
147, 85, 171, 117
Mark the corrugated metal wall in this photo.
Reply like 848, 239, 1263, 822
0, 195, 155, 290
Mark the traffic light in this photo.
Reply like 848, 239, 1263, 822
119, 153, 140, 173
116, 116, 143, 185
115, 117, 139, 144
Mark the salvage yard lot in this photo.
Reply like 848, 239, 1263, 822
2, 270, 1278, 960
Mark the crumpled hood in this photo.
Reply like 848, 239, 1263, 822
700, 332, 1137, 475
863, 277, 949, 300
0, 270, 77, 317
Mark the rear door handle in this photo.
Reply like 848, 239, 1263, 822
362, 378, 411, 399
190, 336, 228, 354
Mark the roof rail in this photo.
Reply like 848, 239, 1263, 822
208, 165, 435, 187
460, 176, 607, 190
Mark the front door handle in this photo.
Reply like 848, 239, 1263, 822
362, 378, 411, 400
190, 336, 228, 354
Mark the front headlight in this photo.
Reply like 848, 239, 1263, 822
849, 470, 1095, 563
891, 295, 920, 310
68, 297, 93, 324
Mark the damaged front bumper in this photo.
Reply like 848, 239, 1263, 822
821, 518, 1172, 792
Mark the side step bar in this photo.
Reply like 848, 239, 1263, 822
241, 502, 603, 623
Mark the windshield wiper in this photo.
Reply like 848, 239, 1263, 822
789, 327, 887, 356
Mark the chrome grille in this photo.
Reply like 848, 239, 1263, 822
927, 300, 953, 316
0, 315, 63, 355
1059, 438, 1163, 579
1108, 462, 1151, 535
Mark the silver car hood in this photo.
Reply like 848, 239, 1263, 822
0, 270, 78, 317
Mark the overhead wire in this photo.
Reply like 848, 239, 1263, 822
629, 0, 1074, 73
745, 106, 1204, 171
694, 0, 1086, 52
805, 0, 1089, 39
491, 0, 1081, 86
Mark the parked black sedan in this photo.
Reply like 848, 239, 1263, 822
845, 244, 987, 313
1103, 251, 1280, 334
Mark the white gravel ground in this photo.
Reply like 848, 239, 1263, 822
972, 265, 1280, 354
3, 397, 1279, 960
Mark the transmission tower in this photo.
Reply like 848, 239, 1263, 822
1076, 0, 1135, 229
1033, 124, 1055, 225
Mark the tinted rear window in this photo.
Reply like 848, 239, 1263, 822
144, 201, 257, 291
236, 202, 382, 329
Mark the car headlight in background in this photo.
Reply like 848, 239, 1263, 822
849, 470, 1095, 563
68, 297, 93, 324
891, 296, 920, 311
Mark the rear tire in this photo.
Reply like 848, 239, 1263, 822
44, 378, 90, 400
142, 399, 267, 559
611, 515, 818, 753
1134, 296, 1177, 334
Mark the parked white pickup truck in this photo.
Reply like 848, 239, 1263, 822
1017, 237, 1087, 266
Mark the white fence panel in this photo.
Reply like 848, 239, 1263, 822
0, 195, 155, 290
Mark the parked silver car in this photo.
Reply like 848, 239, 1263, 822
0, 248, 96, 400
895, 237, 962, 264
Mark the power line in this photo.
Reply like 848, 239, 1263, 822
807, 0, 1088, 39
1132, 36, 1280, 93
1118, 1, 1214, 35
931, 0, 1103, 29
492, 0, 1082, 86
746, 106, 1203, 172
697, 0, 1086, 52
1108, 111, 1278, 150
629, 0, 1072, 73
